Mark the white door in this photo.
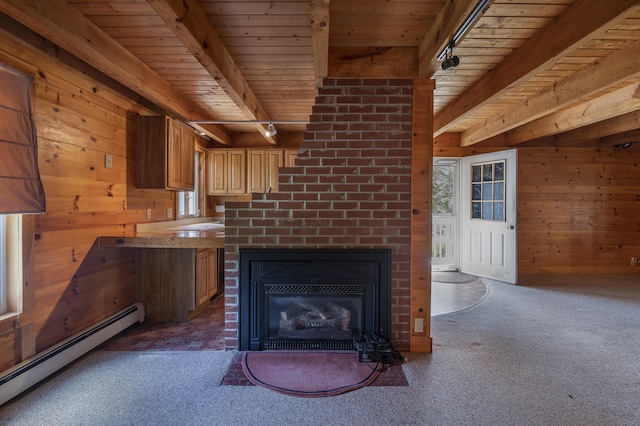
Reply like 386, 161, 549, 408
460, 149, 517, 283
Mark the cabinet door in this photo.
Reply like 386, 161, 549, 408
207, 249, 218, 299
167, 120, 195, 191
167, 120, 182, 189
181, 129, 195, 188
285, 149, 298, 167
206, 150, 228, 194
247, 150, 266, 193
227, 149, 247, 194
265, 150, 284, 193
196, 250, 210, 306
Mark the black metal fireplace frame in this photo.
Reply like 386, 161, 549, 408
239, 249, 391, 351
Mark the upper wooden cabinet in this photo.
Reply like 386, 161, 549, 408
136, 116, 195, 191
206, 149, 246, 195
284, 149, 298, 167
207, 148, 295, 195
247, 149, 284, 193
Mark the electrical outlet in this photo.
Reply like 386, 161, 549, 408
146, 209, 152, 220
632, 257, 638, 266
414, 317, 424, 334
166, 207, 172, 218
104, 153, 113, 169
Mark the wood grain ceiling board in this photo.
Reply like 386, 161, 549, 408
434, 0, 640, 144
199, 0, 316, 124
432, 0, 572, 119
27, 0, 638, 146
68, 0, 248, 122
329, 0, 445, 47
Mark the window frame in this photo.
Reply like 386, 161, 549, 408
177, 147, 205, 219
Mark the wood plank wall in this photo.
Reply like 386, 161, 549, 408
0, 17, 176, 371
518, 147, 640, 274
435, 135, 640, 275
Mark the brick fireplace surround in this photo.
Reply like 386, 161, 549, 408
224, 78, 418, 351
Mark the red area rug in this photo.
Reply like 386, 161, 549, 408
241, 351, 382, 397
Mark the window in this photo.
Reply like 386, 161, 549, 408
0, 215, 6, 314
471, 160, 505, 221
177, 150, 203, 218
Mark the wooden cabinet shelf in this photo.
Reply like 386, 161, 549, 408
137, 115, 195, 191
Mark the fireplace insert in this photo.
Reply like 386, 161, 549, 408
239, 249, 391, 351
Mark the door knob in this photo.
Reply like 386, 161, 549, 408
507, 225, 515, 230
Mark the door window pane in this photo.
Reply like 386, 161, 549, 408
472, 202, 482, 219
472, 184, 482, 201
483, 164, 493, 181
470, 160, 506, 222
472, 165, 482, 182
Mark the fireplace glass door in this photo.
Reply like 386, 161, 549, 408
266, 286, 364, 348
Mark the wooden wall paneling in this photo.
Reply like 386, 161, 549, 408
517, 146, 640, 274
0, 23, 173, 365
33, 241, 135, 352
410, 79, 434, 353
0, 332, 15, 372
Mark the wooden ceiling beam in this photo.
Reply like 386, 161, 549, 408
0, 0, 231, 144
504, 82, 640, 146
418, 0, 477, 78
461, 39, 640, 146
147, 0, 277, 145
433, 0, 640, 136
523, 110, 640, 147
311, 0, 330, 88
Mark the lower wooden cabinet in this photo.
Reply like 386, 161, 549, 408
136, 247, 221, 322
196, 248, 219, 307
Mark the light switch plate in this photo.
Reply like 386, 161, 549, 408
166, 207, 172, 218
104, 154, 113, 169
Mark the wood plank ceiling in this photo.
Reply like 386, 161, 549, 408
0, 0, 639, 148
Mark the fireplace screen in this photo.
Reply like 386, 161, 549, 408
239, 249, 391, 351
268, 291, 363, 341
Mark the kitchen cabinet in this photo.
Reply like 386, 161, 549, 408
264, 150, 285, 193
208, 148, 289, 194
196, 248, 219, 307
246, 150, 267, 194
285, 149, 298, 167
137, 115, 195, 190
206, 149, 246, 194
136, 246, 222, 322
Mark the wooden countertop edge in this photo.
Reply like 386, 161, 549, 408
98, 233, 225, 249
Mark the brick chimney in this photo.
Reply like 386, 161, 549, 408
224, 78, 416, 350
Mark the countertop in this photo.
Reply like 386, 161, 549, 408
98, 220, 225, 249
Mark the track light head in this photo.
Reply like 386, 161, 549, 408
264, 122, 277, 137
441, 55, 460, 71
614, 142, 634, 149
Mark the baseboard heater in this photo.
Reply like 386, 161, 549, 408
0, 302, 145, 406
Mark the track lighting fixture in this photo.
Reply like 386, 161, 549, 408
441, 41, 460, 71
437, 0, 491, 71
264, 122, 277, 137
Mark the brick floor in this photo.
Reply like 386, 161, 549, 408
101, 295, 226, 351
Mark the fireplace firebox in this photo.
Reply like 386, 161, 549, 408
239, 249, 391, 351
